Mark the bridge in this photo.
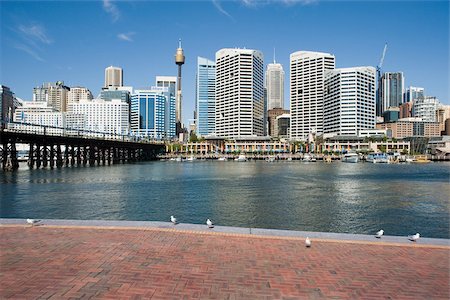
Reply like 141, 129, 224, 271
0, 122, 165, 171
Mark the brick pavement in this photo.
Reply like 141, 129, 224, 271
1, 225, 449, 299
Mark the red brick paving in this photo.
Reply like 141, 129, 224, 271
0, 225, 449, 299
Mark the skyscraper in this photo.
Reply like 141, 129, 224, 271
379, 72, 404, 115
404, 86, 424, 103
290, 51, 335, 141
324, 67, 376, 137
67, 87, 93, 110
104, 66, 123, 88
33, 81, 70, 112
131, 89, 167, 139
215, 48, 265, 138
265, 61, 284, 110
156, 76, 177, 139
196, 57, 216, 137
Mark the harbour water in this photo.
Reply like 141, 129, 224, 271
1, 161, 449, 238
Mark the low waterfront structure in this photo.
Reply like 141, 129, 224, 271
322, 136, 410, 154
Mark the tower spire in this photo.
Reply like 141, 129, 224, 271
273, 48, 276, 64
178, 38, 182, 48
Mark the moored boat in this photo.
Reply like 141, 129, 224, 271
342, 152, 359, 163
366, 153, 388, 163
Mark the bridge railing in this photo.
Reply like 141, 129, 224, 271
1, 121, 165, 145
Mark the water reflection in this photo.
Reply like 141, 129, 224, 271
1, 161, 449, 238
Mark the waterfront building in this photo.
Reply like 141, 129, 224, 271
378, 72, 404, 116
265, 61, 284, 110
290, 51, 335, 141
0, 85, 14, 122
14, 101, 64, 128
404, 86, 424, 103
215, 48, 265, 138
323, 66, 376, 137
322, 135, 410, 154
376, 119, 441, 138
413, 96, 440, 122
33, 81, 70, 112
70, 98, 129, 135
104, 66, 123, 88
267, 108, 289, 137
131, 89, 172, 139
196, 57, 216, 137
156, 76, 177, 138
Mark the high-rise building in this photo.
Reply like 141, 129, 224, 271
156, 76, 177, 139
265, 61, 284, 110
33, 81, 70, 112
104, 66, 123, 88
290, 51, 335, 140
324, 66, 376, 137
130, 89, 174, 139
215, 48, 265, 138
196, 57, 216, 137
0, 85, 14, 122
436, 105, 450, 133
67, 87, 93, 109
404, 86, 424, 103
400, 102, 414, 119
378, 72, 404, 115
413, 96, 440, 122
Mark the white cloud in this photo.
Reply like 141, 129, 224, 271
103, 0, 120, 22
18, 24, 52, 45
212, 0, 235, 20
117, 32, 135, 42
14, 44, 44, 62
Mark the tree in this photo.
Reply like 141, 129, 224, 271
189, 132, 199, 143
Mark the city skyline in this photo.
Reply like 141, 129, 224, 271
1, 0, 448, 127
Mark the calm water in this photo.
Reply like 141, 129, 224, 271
1, 161, 449, 238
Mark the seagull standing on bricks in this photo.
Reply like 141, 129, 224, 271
305, 237, 311, 247
170, 215, 178, 225
408, 233, 420, 242
206, 219, 214, 228
375, 229, 384, 238
27, 219, 41, 226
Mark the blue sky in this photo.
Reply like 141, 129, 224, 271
1, 0, 448, 126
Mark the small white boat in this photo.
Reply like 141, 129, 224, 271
266, 156, 275, 162
175, 156, 182, 162
217, 157, 227, 161
186, 155, 196, 162
366, 153, 388, 163
303, 154, 316, 162
234, 154, 247, 162
342, 152, 359, 163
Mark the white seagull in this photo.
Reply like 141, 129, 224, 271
170, 215, 178, 225
305, 237, 311, 248
206, 218, 214, 228
27, 219, 41, 226
375, 229, 384, 238
408, 233, 420, 242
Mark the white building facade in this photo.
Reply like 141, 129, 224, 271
215, 48, 265, 138
290, 51, 335, 141
265, 62, 284, 110
324, 66, 376, 137
70, 99, 129, 134
413, 96, 440, 122
67, 87, 93, 109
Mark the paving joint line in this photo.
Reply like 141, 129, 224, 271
2, 223, 449, 250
